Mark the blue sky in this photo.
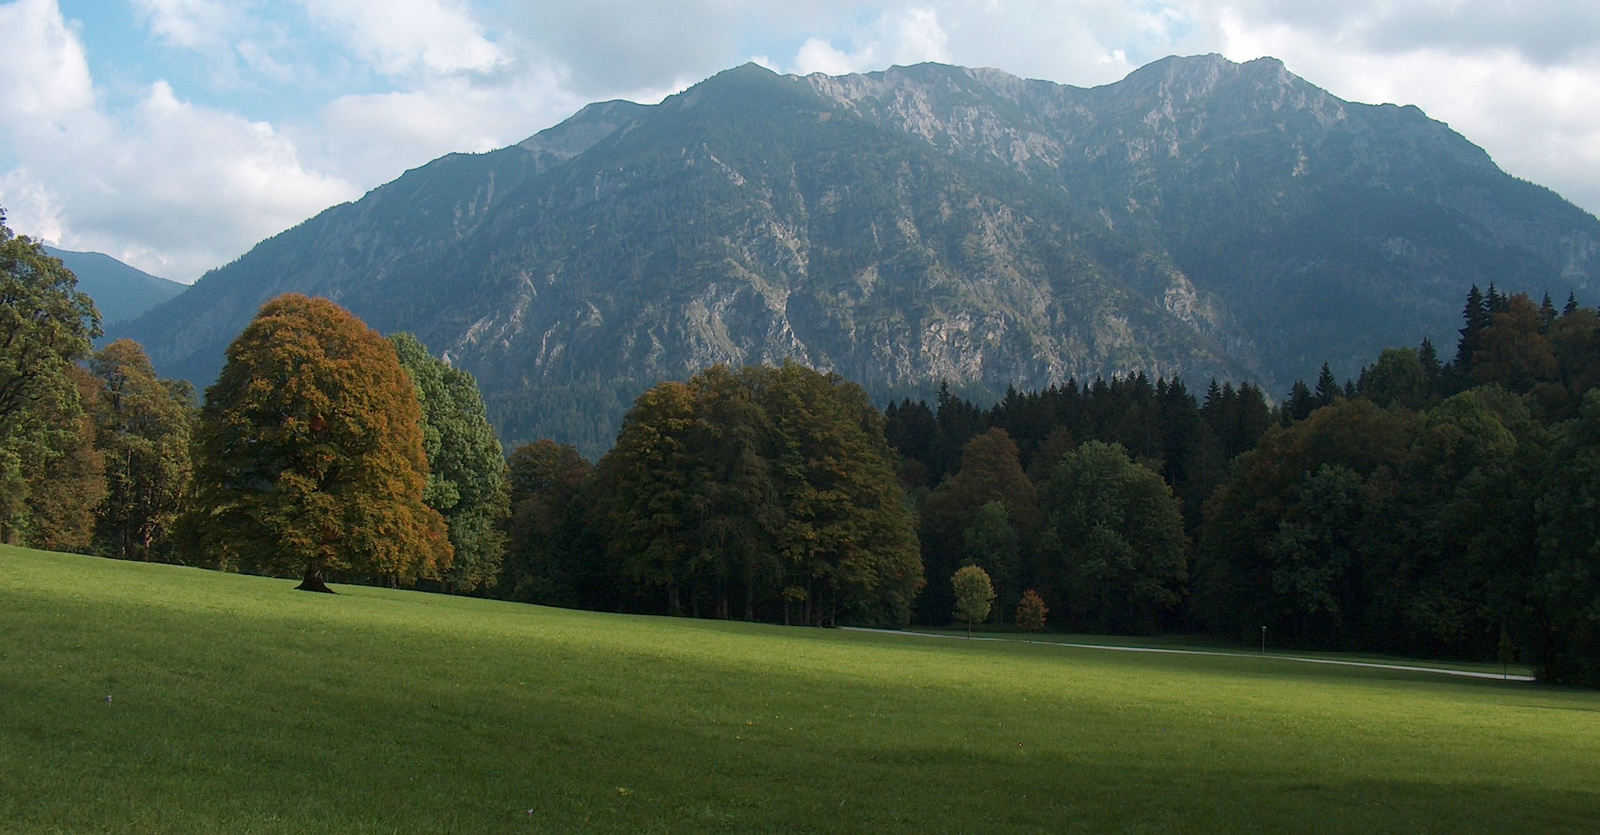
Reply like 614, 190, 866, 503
3, 0, 1599, 282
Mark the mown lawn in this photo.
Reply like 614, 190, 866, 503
2, 545, 1596, 833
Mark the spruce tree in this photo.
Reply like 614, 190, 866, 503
1456, 285, 1489, 368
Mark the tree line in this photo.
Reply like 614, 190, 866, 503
7, 205, 1600, 685
3, 212, 506, 593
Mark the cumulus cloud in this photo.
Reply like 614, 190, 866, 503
301, 0, 505, 77
0, 0, 355, 280
1209, 3, 1600, 215
130, 0, 239, 51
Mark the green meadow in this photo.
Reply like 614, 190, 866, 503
3, 545, 1596, 833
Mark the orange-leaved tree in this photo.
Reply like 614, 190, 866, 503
185, 294, 451, 591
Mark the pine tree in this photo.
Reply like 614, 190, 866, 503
1456, 285, 1489, 368
1314, 364, 1341, 407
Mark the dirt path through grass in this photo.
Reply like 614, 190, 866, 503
842, 627, 1538, 681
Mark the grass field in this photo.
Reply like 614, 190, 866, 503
3, 545, 1597, 833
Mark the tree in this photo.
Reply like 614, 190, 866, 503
504, 439, 592, 605
1360, 348, 1430, 411
962, 501, 1021, 622
1015, 589, 1048, 632
183, 295, 451, 591
951, 564, 995, 637
595, 362, 922, 625
919, 428, 1036, 622
87, 340, 194, 561
20, 366, 105, 552
391, 333, 508, 592
0, 209, 102, 545
1038, 441, 1188, 634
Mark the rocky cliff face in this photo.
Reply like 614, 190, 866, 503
115, 55, 1600, 455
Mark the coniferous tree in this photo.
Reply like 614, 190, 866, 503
1456, 285, 1489, 368
1314, 364, 1341, 407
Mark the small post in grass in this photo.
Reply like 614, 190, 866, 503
1260, 626, 1266, 654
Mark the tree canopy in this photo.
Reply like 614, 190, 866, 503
391, 333, 508, 592
0, 209, 102, 546
594, 363, 922, 626
183, 294, 451, 590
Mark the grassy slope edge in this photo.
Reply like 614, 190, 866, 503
2, 545, 1596, 833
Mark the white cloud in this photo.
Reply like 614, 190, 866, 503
790, 6, 953, 75
300, 0, 504, 77
0, 0, 356, 281
1211, 8, 1600, 215
130, 0, 239, 51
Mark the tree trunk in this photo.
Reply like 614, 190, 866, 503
296, 565, 336, 594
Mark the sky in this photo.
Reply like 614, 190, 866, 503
2, 0, 1598, 283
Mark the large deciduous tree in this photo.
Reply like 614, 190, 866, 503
595, 362, 922, 625
1038, 440, 1187, 634
391, 333, 508, 592
0, 209, 103, 546
183, 294, 451, 591
87, 340, 195, 561
504, 439, 593, 606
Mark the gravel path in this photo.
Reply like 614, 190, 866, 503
841, 627, 1536, 682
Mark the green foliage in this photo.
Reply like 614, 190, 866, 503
183, 294, 451, 587
951, 563, 995, 634
87, 340, 194, 561
391, 333, 508, 592
503, 439, 592, 605
0, 209, 103, 546
962, 501, 1021, 623
1529, 391, 1600, 685
1039, 441, 1188, 634
595, 362, 922, 625
919, 429, 1035, 622
1015, 588, 1048, 631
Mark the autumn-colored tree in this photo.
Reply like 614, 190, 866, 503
951, 564, 995, 637
391, 333, 507, 592
0, 209, 102, 545
87, 339, 194, 561
184, 295, 451, 591
1015, 589, 1048, 632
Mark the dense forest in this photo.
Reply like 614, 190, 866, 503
502, 285, 1600, 686
7, 206, 1600, 685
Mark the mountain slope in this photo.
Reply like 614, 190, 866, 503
116, 56, 1600, 454
46, 246, 185, 326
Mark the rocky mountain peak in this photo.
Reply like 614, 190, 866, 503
114, 56, 1600, 456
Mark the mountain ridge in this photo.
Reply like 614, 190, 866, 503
114, 55, 1600, 454
44, 246, 185, 327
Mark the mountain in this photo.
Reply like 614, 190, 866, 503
45, 246, 185, 327
115, 55, 1600, 455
